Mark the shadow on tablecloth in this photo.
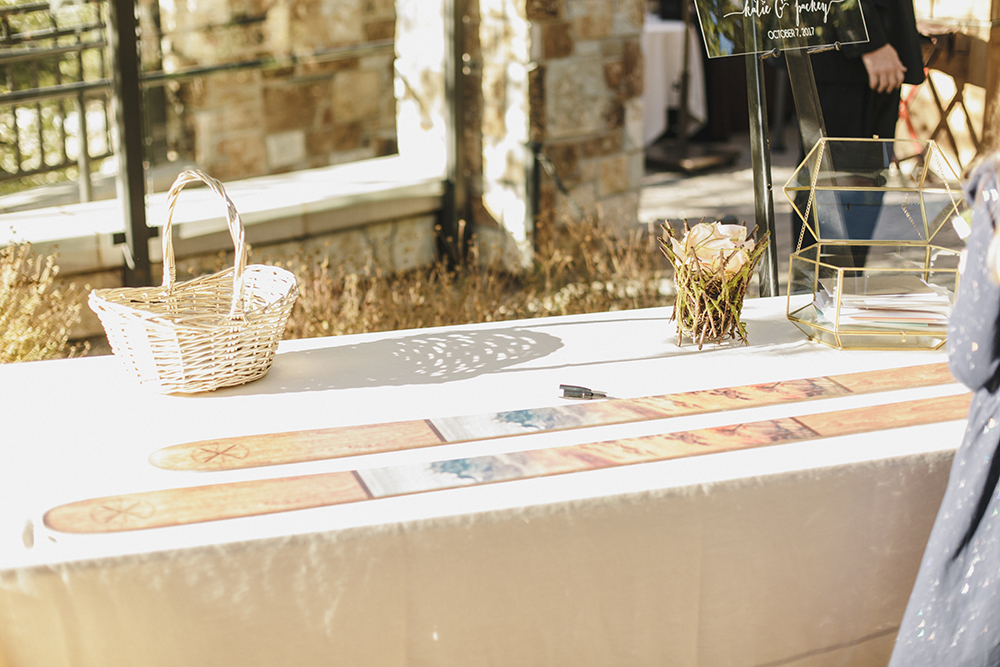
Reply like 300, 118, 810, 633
244, 325, 566, 393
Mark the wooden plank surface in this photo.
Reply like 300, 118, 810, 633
46, 391, 970, 534
149, 362, 957, 472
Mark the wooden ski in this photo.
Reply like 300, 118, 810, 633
46, 392, 970, 534
149, 362, 957, 472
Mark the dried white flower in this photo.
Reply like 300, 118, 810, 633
670, 222, 755, 277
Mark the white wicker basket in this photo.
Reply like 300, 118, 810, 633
89, 169, 298, 393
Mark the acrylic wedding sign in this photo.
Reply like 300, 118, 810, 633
693, 0, 870, 58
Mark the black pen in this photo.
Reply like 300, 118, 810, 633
559, 384, 608, 400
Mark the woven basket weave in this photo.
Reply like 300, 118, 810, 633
89, 169, 298, 393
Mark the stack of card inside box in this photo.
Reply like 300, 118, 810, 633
813, 274, 953, 331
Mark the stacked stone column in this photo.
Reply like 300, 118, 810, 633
155, 0, 398, 181
470, 0, 646, 265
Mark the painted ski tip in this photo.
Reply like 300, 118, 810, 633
44, 471, 369, 534
149, 420, 446, 471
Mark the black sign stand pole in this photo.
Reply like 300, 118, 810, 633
745, 52, 780, 297
784, 50, 827, 155
782, 48, 832, 250
107, 0, 152, 287
745, 46, 831, 297
692, 0, 863, 295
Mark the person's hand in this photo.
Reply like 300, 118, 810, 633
861, 44, 907, 93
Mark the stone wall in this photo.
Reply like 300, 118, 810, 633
135, 0, 647, 273
149, 0, 398, 181
466, 0, 645, 265
526, 0, 646, 239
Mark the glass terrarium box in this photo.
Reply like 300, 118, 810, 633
783, 138, 964, 350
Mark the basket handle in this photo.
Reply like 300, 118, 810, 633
161, 169, 248, 320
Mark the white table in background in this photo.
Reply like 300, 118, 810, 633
642, 14, 708, 146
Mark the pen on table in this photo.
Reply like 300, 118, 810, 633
559, 384, 608, 400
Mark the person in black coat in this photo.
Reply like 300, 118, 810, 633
809, 0, 926, 141
886, 154, 1000, 667
792, 0, 926, 264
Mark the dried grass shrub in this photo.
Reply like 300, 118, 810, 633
0, 212, 671, 364
282, 214, 673, 339
0, 244, 87, 363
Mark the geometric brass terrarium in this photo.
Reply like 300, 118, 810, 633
783, 138, 965, 350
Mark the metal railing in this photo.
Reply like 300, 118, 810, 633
0, 0, 113, 203
0, 0, 480, 299
1, 0, 400, 286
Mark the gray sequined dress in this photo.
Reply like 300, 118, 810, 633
888, 156, 1000, 667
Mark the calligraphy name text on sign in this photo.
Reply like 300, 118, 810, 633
694, 0, 868, 58
726, 0, 846, 26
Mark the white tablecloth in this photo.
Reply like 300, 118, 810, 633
642, 14, 708, 146
0, 298, 964, 667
